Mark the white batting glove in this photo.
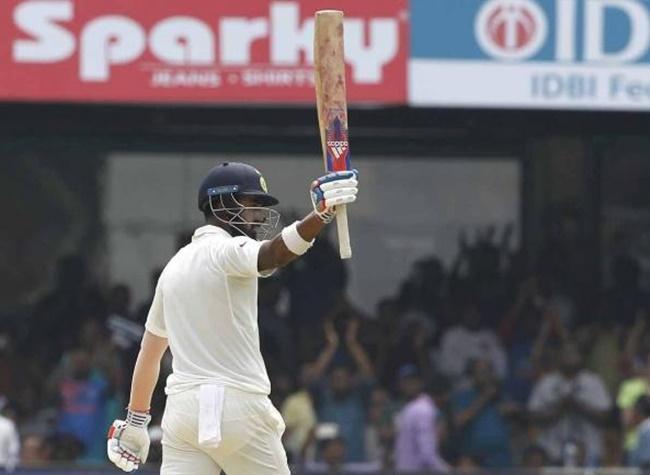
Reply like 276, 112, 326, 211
107, 409, 151, 472
310, 170, 358, 223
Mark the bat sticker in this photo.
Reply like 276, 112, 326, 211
325, 113, 351, 172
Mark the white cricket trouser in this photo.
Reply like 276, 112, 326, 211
160, 386, 290, 474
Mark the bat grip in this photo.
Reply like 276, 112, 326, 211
335, 205, 352, 259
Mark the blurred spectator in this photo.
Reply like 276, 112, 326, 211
437, 297, 507, 382
528, 342, 611, 465
499, 278, 546, 404
284, 235, 347, 359
561, 439, 587, 468
375, 298, 433, 392
618, 350, 650, 459
582, 300, 626, 396
30, 255, 105, 365
455, 454, 481, 472
107, 283, 132, 320
106, 283, 143, 395
629, 394, 650, 468
449, 226, 514, 326
80, 319, 123, 390
48, 433, 84, 462
259, 278, 293, 374
281, 366, 317, 463
537, 202, 589, 314
0, 402, 19, 471
50, 348, 110, 462
398, 256, 447, 321
304, 436, 381, 474
394, 365, 449, 472
603, 255, 648, 327
78, 318, 124, 439
21, 434, 52, 466
450, 358, 514, 467
429, 375, 456, 464
521, 444, 549, 468
528, 301, 571, 376
365, 387, 396, 468
622, 315, 650, 380
307, 319, 374, 462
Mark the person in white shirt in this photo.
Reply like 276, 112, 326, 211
528, 342, 611, 465
0, 413, 19, 471
437, 298, 507, 382
106, 162, 359, 474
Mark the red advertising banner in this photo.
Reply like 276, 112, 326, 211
0, 0, 408, 104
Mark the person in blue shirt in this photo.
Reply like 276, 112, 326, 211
451, 358, 517, 467
55, 348, 109, 461
307, 319, 374, 462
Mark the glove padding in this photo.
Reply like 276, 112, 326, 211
310, 170, 358, 223
107, 410, 151, 473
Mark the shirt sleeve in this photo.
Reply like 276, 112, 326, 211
210, 236, 275, 278
144, 282, 167, 338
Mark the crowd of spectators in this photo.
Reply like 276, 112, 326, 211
1, 224, 650, 474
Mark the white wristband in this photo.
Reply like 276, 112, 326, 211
281, 222, 314, 256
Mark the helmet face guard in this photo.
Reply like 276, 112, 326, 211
206, 186, 280, 241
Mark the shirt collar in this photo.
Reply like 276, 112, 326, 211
192, 224, 231, 241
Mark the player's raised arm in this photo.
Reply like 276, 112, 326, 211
257, 169, 358, 272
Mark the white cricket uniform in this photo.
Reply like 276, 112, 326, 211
145, 225, 290, 474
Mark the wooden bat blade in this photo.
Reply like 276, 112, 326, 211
314, 10, 352, 259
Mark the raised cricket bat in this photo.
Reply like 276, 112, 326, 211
314, 10, 352, 259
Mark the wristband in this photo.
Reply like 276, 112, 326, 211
281, 222, 314, 256
126, 409, 151, 428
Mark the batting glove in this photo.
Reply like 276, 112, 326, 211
107, 409, 151, 472
310, 170, 358, 223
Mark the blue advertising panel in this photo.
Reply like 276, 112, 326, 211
409, 0, 650, 110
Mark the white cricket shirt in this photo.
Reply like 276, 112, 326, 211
145, 225, 274, 396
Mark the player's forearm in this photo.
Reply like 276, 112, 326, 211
310, 342, 338, 379
129, 331, 168, 413
129, 356, 161, 413
258, 213, 326, 271
296, 212, 328, 241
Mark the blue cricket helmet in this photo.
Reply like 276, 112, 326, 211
197, 162, 279, 212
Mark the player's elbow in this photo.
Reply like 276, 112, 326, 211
275, 245, 300, 268
258, 238, 300, 272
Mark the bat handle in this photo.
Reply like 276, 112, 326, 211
335, 204, 352, 259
